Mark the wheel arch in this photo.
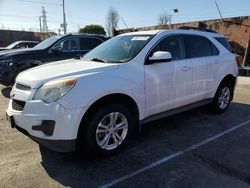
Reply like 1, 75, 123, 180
218, 74, 237, 100
76, 93, 140, 143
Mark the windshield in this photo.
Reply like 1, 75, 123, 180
34, 35, 62, 49
83, 35, 154, 63
6, 41, 20, 49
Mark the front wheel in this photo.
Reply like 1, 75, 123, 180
210, 81, 233, 114
83, 104, 135, 156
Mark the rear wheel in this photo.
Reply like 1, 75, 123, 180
210, 81, 232, 114
82, 104, 134, 156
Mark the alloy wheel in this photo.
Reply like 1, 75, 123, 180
96, 112, 128, 150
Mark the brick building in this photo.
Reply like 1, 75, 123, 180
117, 16, 250, 67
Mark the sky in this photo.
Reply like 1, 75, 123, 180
0, 0, 250, 34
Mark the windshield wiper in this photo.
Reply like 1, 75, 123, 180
88, 58, 108, 63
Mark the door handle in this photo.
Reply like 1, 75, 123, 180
182, 66, 192, 71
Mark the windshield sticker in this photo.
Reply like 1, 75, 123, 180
131, 36, 150, 41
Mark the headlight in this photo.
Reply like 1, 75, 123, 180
0, 59, 14, 67
33, 78, 76, 103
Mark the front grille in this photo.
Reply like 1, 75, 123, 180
15, 83, 31, 91
0, 63, 7, 68
12, 99, 26, 111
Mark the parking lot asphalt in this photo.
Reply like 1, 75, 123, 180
0, 77, 250, 188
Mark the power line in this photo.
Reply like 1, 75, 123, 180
18, 0, 62, 6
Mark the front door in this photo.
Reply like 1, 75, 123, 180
145, 35, 193, 116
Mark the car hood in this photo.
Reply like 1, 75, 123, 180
16, 59, 120, 88
0, 47, 7, 50
0, 48, 42, 57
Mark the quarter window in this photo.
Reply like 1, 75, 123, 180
211, 42, 219, 55
214, 37, 232, 52
150, 35, 185, 60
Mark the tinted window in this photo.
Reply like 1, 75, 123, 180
185, 35, 213, 58
211, 42, 219, 55
28, 43, 38, 48
80, 38, 102, 50
150, 35, 185, 60
214, 37, 232, 52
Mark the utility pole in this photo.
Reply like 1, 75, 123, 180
120, 17, 128, 29
41, 6, 48, 32
62, 0, 67, 34
215, 1, 224, 21
39, 16, 42, 32
169, 15, 172, 29
169, 9, 179, 29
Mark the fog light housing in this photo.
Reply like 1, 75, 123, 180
32, 120, 55, 136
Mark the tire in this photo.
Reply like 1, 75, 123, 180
210, 81, 233, 114
82, 104, 135, 156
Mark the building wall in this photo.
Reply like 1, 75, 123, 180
117, 16, 250, 60
0, 30, 56, 47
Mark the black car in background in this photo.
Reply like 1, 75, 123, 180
0, 41, 39, 51
0, 34, 110, 86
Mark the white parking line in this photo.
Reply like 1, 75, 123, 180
100, 119, 250, 188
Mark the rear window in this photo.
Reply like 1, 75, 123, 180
214, 37, 232, 52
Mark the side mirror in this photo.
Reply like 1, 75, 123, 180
147, 51, 172, 64
51, 46, 62, 53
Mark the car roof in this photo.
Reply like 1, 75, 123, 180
64, 33, 110, 39
120, 29, 225, 38
14, 41, 40, 43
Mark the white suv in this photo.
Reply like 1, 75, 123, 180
6, 29, 238, 155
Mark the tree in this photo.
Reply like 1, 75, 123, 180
105, 7, 119, 36
158, 13, 171, 26
79, 24, 106, 35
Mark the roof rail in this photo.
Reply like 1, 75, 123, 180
178, 26, 218, 33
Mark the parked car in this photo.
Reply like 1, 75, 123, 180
6, 29, 238, 156
0, 34, 109, 85
0, 41, 39, 51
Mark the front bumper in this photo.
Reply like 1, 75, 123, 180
6, 98, 86, 152
7, 115, 76, 152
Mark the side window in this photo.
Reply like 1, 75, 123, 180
80, 38, 103, 51
184, 35, 213, 58
28, 43, 37, 48
150, 35, 185, 60
18, 43, 27, 49
56, 38, 80, 51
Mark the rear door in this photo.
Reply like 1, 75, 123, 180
184, 35, 219, 101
